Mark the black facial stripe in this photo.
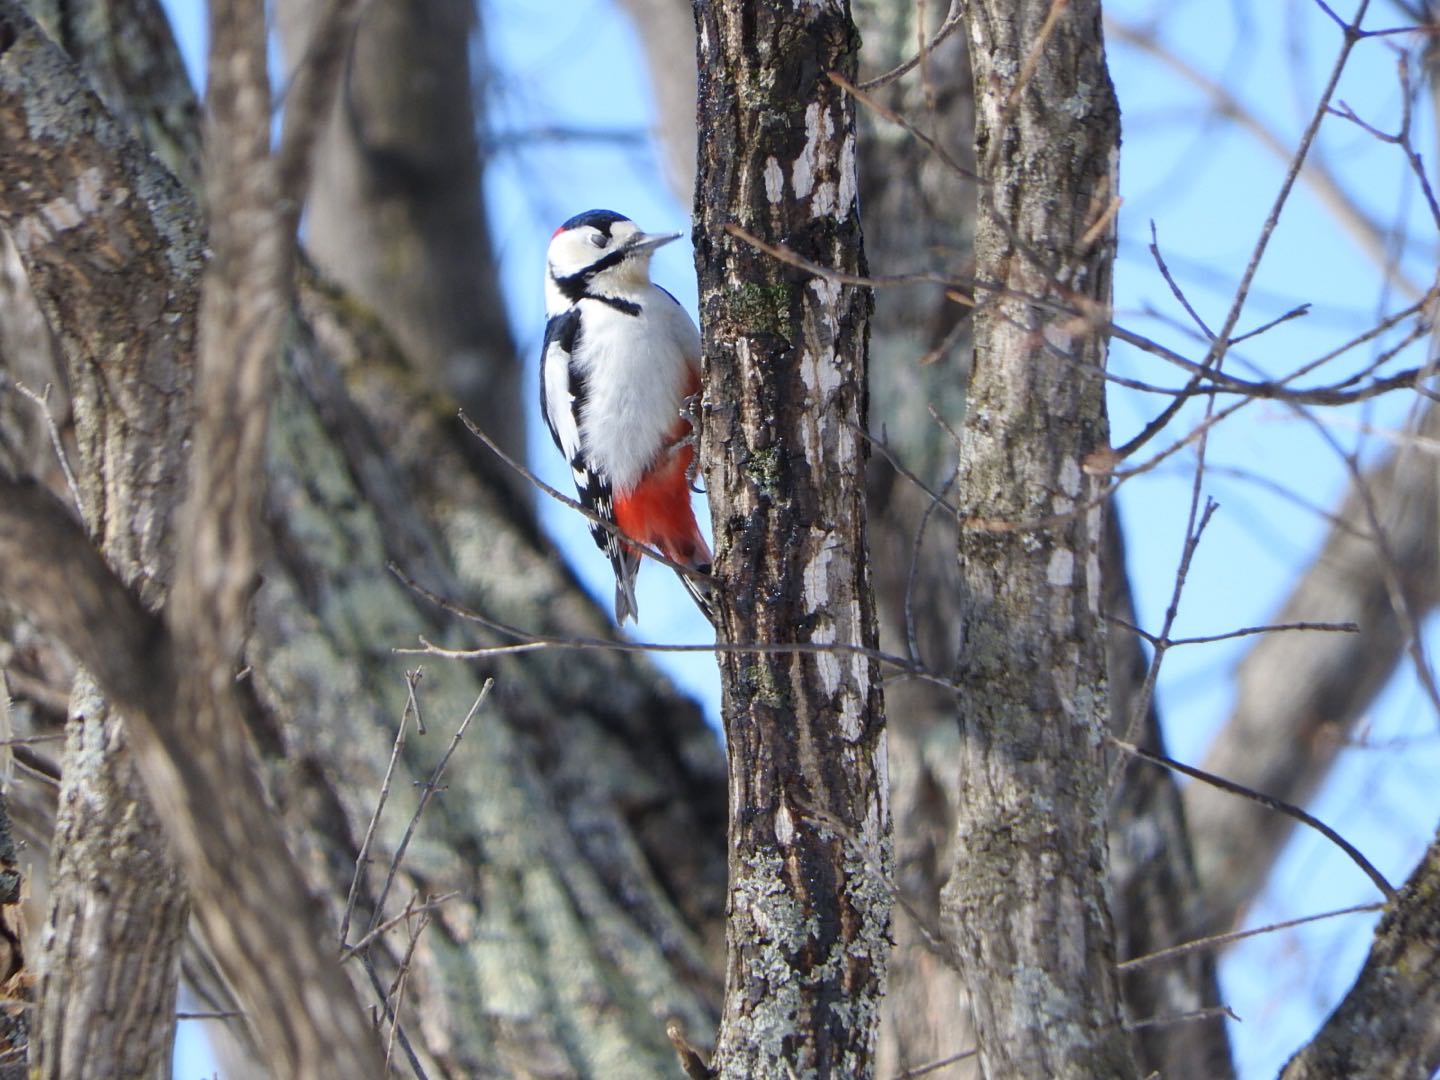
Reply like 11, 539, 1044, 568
554, 247, 631, 302
593, 295, 640, 316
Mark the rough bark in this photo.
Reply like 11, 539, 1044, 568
0, 4, 199, 1074
276, 0, 523, 464
0, 688, 24, 1080
24, 0, 201, 188
846, 5, 977, 1075
692, 1, 891, 1076
35, 678, 185, 1080
1185, 402, 1440, 931
1281, 826, 1440, 1079
0, 0, 200, 604
941, 2, 1133, 1076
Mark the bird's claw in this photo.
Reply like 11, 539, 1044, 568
680, 392, 706, 493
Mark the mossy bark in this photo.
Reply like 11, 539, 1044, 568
692, 1, 891, 1076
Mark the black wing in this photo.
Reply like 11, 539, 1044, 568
539, 308, 642, 622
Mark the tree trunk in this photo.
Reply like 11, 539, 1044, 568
34, 680, 185, 1080
1282, 826, 1440, 1079
692, 1, 891, 1076
941, 2, 1134, 1075
0, 2, 200, 1073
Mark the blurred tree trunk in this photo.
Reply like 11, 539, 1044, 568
692, 1, 891, 1076
847, 6, 976, 1076
276, 0, 523, 465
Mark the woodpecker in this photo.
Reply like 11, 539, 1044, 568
540, 209, 715, 626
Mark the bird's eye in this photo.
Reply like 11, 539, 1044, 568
588, 231, 607, 248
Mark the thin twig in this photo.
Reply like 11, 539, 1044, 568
1125, 1004, 1240, 1032
362, 950, 428, 1080
341, 671, 417, 948
387, 561, 965, 693
852, 423, 959, 514
1293, 409, 1440, 722
829, 71, 975, 180
1109, 499, 1219, 790
13, 381, 82, 518
1228, 303, 1312, 346
666, 1019, 717, 1080
1109, 737, 1396, 900
859, 1, 964, 88
0, 733, 65, 747
383, 910, 432, 1077
890, 1047, 980, 1079
1118, 901, 1384, 973
1105, 615, 1360, 649
1108, 11, 1420, 300
904, 467, 959, 668
460, 412, 712, 586
1203, 0, 1379, 365
343, 891, 459, 961
366, 681, 492, 936
403, 665, 425, 736
176, 1010, 246, 1021
1149, 222, 1216, 340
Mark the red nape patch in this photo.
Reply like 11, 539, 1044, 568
614, 446, 711, 567
551, 224, 566, 240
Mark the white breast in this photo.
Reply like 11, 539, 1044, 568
574, 288, 700, 494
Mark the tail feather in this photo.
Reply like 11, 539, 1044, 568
676, 562, 717, 626
613, 548, 642, 625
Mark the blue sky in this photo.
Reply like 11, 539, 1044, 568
158, 1, 1439, 1076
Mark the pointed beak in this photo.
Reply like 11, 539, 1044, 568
624, 230, 682, 256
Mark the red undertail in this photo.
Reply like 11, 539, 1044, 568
613, 442, 710, 570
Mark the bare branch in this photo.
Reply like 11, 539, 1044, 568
1118, 902, 1384, 975
1111, 738, 1396, 901
365, 681, 490, 937
340, 671, 416, 949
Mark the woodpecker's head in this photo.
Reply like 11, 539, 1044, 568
545, 209, 681, 315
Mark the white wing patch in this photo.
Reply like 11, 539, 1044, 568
540, 309, 583, 476
540, 308, 643, 623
